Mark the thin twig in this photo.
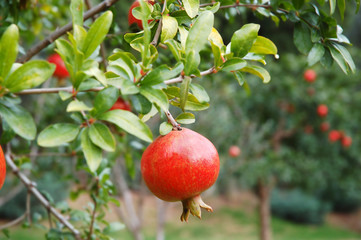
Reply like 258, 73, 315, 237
0, 214, 26, 231
4, 147, 82, 240
26, 191, 31, 224
17, 0, 119, 63
15, 67, 215, 96
151, 0, 167, 45
165, 111, 181, 130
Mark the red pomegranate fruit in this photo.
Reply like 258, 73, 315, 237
303, 69, 317, 83
320, 122, 330, 132
229, 145, 241, 157
47, 53, 69, 78
109, 97, 131, 111
0, 146, 6, 190
141, 128, 220, 222
128, 0, 155, 29
329, 130, 341, 142
317, 104, 328, 117
341, 136, 352, 148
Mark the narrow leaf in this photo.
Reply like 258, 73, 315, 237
161, 15, 178, 43
189, 83, 210, 103
329, 0, 336, 14
38, 123, 80, 147
89, 123, 116, 152
70, 0, 83, 27
220, 58, 247, 72
183, 0, 199, 18
176, 112, 195, 124
241, 65, 271, 83
293, 22, 312, 54
0, 24, 19, 80
307, 43, 325, 66
67, 100, 92, 112
4, 60, 55, 93
92, 86, 119, 116
140, 87, 169, 111
82, 11, 113, 58
99, 110, 153, 142
81, 128, 103, 172
159, 122, 173, 135
180, 76, 191, 111
250, 36, 278, 55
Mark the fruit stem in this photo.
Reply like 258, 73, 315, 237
180, 195, 213, 222
166, 110, 182, 131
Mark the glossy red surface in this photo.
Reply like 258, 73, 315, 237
0, 146, 6, 190
141, 128, 220, 202
109, 98, 131, 111
47, 53, 69, 78
128, 0, 154, 29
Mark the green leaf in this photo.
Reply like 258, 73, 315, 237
189, 83, 210, 103
183, 0, 199, 18
99, 110, 153, 142
67, 100, 92, 112
231, 24, 260, 58
185, 11, 214, 55
159, 122, 173, 135
4, 60, 55, 93
70, 0, 83, 27
220, 58, 247, 72
331, 43, 356, 73
108, 52, 136, 82
131, 94, 152, 114
328, 44, 354, 74
92, 86, 119, 117
233, 71, 246, 86
164, 87, 209, 111
107, 77, 139, 95
37, 123, 80, 147
180, 76, 191, 111
161, 15, 178, 43
82, 60, 107, 86
184, 50, 200, 76
140, 87, 169, 111
0, 120, 15, 144
165, 39, 182, 61
176, 112, 195, 124
241, 65, 271, 83
329, 0, 336, 14
81, 128, 103, 172
210, 41, 223, 68
208, 27, 224, 48
337, 0, 345, 20
55, 39, 74, 76
89, 123, 116, 152
141, 63, 183, 86
82, 11, 113, 58
250, 36, 278, 55
0, 104, 36, 140
59, 91, 73, 101
307, 43, 325, 66
293, 22, 312, 54
0, 24, 19, 80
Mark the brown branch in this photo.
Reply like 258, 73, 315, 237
165, 111, 181, 130
17, 0, 119, 63
15, 67, 215, 96
151, 0, 167, 45
4, 147, 82, 240
0, 213, 26, 231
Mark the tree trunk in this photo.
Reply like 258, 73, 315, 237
258, 180, 272, 240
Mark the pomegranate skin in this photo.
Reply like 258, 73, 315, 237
141, 128, 220, 202
0, 146, 6, 190
109, 98, 131, 111
47, 53, 69, 78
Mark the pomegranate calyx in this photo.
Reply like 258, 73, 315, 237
180, 195, 213, 222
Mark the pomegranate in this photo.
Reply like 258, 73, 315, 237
0, 146, 6, 190
141, 128, 220, 222
229, 145, 241, 157
128, 0, 155, 29
109, 97, 131, 111
341, 136, 352, 148
47, 53, 69, 78
329, 130, 341, 142
320, 122, 330, 132
317, 104, 328, 117
303, 69, 316, 83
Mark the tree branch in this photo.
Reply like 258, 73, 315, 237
151, 0, 167, 45
15, 67, 215, 96
4, 147, 82, 240
87, 177, 99, 240
17, 0, 119, 63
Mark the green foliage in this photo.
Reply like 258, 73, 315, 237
271, 188, 331, 224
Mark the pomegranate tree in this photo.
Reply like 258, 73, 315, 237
141, 128, 220, 222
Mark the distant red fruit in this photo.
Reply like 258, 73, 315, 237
110, 98, 131, 111
228, 145, 241, 157
128, 0, 155, 29
304, 125, 313, 134
320, 122, 330, 132
307, 87, 315, 96
47, 53, 69, 78
341, 136, 352, 148
317, 104, 328, 117
329, 130, 341, 142
303, 69, 317, 83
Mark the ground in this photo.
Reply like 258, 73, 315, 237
1, 190, 360, 240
